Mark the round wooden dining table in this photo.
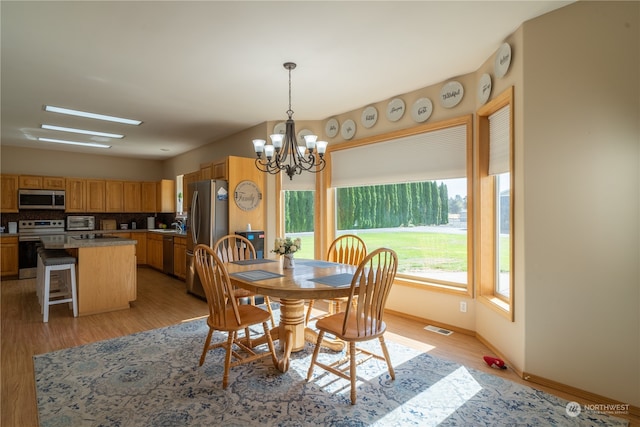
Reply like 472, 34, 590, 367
224, 258, 357, 372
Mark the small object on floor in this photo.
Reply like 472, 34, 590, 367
483, 355, 507, 369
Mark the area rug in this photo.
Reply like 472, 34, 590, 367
34, 315, 628, 427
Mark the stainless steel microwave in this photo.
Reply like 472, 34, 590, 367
18, 189, 66, 210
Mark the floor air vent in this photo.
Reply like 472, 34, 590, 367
424, 325, 454, 336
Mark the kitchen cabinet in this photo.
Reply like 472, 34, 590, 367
106, 180, 125, 212
123, 181, 142, 212
146, 232, 163, 271
141, 182, 157, 213
200, 158, 227, 181
85, 179, 106, 212
0, 235, 19, 277
173, 236, 186, 280
157, 179, 175, 213
65, 178, 86, 212
199, 163, 212, 180
1, 174, 19, 213
183, 171, 200, 213
115, 232, 147, 265
18, 175, 42, 189
18, 175, 65, 190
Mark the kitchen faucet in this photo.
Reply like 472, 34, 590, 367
171, 219, 185, 233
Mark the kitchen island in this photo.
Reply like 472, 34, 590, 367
40, 234, 137, 316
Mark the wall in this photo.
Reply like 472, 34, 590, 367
0, 145, 164, 180
521, 1, 639, 406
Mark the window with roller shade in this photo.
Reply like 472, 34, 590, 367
282, 169, 315, 260
330, 116, 472, 291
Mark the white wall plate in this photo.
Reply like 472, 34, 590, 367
361, 106, 378, 129
325, 118, 339, 138
411, 97, 433, 123
440, 81, 464, 109
494, 42, 512, 79
386, 98, 405, 122
478, 73, 492, 105
341, 119, 356, 140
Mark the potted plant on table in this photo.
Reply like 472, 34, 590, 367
272, 237, 301, 269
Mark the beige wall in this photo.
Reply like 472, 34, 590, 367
520, 1, 639, 406
0, 145, 164, 181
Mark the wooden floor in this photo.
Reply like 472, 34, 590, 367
2, 267, 637, 426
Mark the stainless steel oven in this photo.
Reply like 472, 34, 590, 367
18, 219, 66, 279
66, 215, 95, 231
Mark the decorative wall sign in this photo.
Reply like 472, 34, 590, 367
478, 73, 492, 105
297, 128, 313, 144
341, 119, 356, 140
361, 106, 378, 129
273, 122, 286, 135
439, 81, 464, 109
234, 180, 262, 211
411, 97, 433, 123
325, 118, 339, 138
494, 42, 512, 79
386, 98, 405, 122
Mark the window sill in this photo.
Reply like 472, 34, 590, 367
395, 276, 472, 298
478, 294, 513, 321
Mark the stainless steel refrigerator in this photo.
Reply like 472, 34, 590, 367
186, 179, 229, 298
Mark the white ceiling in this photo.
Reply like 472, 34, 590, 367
1, 1, 572, 160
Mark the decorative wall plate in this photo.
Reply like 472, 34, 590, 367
273, 122, 286, 135
234, 180, 262, 211
297, 128, 314, 144
478, 73, 492, 105
341, 119, 356, 140
361, 106, 378, 129
325, 118, 339, 138
386, 98, 405, 122
494, 42, 512, 79
439, 81, 464, 109
411, 97, 433, 123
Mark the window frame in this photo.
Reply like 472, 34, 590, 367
476, 87, 515, 320
320, 115, 474, 298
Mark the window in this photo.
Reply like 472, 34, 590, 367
477, 87, 514, 319
280, 169, 315, 259
327, 116, 473, 295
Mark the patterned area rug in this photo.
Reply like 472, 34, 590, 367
34, 315, 628, 426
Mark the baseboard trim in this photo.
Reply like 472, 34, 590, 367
521, 372, 639, 418
384, 309, 476, 336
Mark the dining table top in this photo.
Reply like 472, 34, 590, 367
224, 258, 358, 300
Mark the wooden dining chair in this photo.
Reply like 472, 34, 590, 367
214, 234, 276, 328
305, 234, 367, 325
194, 244, 278, 389
306, 247, 398, 404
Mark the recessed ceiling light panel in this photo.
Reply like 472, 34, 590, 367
41, 124, 124, 139
37, 137, 111, 149
44, 105, 142, 125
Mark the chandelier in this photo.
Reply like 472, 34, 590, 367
252, 62, 327, 180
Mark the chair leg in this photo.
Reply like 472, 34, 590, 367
262, 321, 278, 367
264, 296, 276, 328
305, 299, 315, 325
306, 330, 325, 381
222, 331, 235, 389
349, 341, 357, 405
199, 327, 214, 366
379, 335, 395, 380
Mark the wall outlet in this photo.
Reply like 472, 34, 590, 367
459, 301, 467, 313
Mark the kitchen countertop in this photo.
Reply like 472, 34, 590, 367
40, 234, 137, 249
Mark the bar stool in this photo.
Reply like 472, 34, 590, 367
37, 250, 78, 323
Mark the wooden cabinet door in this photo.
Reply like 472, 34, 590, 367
85, 180, 106, 212
0, 236, 19, 277
212, 159, 228, 179
173, 237, 186, 280
146, 233, 163, 270
43, 176, 65, 190
123, 181, 141, 212
132, 232, 147, 265
65, 178, 86, 212
19, 175, 42, 189
157, 179, 175, 213
105, 180, 124, 212
141, 182, 157, 213
200, 163, 212, 180
1, 175, 19, 213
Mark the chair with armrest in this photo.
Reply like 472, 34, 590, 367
214, 234, 276, 328
194, 244, 278, 389
305, 234, 367, 324
306, 247, 398, 404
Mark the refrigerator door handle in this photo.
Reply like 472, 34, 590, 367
191, 190, 200, 246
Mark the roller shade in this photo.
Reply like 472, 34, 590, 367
331, 124, 467, 188
488, 105, 511, 175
